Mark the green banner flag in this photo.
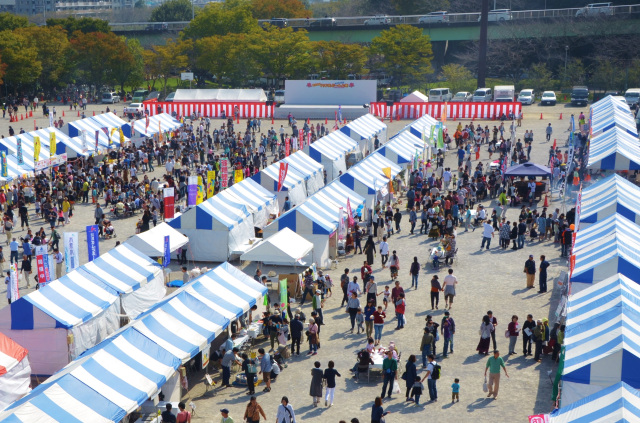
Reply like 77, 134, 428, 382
279, 279, 288, 318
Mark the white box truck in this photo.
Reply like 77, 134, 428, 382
494, 85, 515, 102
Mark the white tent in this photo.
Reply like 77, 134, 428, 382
251, 160, 308, 210
241, 228, 313, 266
0, 333, 30, 410
400, 91, 429, 103
124, 222, 188, 257
339, 113, 387, 155
173, 89, 267, 102
282, 151, 325, 196
550, 382, 640, 422
305, 131, 359, 180
215, 178, 278, 229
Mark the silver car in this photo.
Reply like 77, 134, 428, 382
451, 91, 472, 102
419, 11, 449, 24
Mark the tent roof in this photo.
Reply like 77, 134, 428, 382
379, 131, 423, 164
399, 90, 428, 103
591, 95, 632, 114
173, 89, 267, 102
255, 160, 307, 191
194, 195, 251, 230
67, 113, 126, 148
340, 113, 386, 140
407, 113, 438, 140
570, 233, 640, 284
587, 127, 640, 170
591, 112, 638, 137
567, 274, 640, 325
215, 178, 277, 215
504, 162, 551, 177
308, 131, 358, 161
240, 227, 313, 264
128, 113, 182, 138
0, 332, 28, 377
340, 152, 402, 192
579, 174, 640, 224
282, 151, 324, 180
0, 127, 67, 172
549, 382, 640, 422
124, 223, 188, 257
574, 214, 640, 254
317, 180, 366, 213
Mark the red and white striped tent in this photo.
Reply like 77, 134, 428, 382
0, 332, 30, 409
144, 101, 274, 118
370, 101, 521, 121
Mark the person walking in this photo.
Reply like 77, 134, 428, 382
419, 327, 434, 368
539, 255, 550, 293
243, 396, 266, 423
310, 361, 324, 408
371, 397, 389, 423
219, 408, 233, 423
545, 123, 553, 141
409, 256, 420, 289
430, 275, 441, 310
372, 305, 386, 346
365, 275, 377, 305
441, 310, 455, 354
364, 299, 375, 339
176, 402, 191, 423
409, 206, 417, 234
379, 236, 389, 268
484, 350, 509, 399
480, 219, 494, 250
421, 354, 438, 402
404, 355, 418, 401
517, 219, 527, 249
524, 255, 536, 289
476, 315, 493, 355
289, 314, 303, 356
380, 350, 398, 400
53, 248, 64, 279
443, 269, 458, 310
275, 397, 296, 423
340, 268, 350, 307
507, 315, 520, 355
522, 314, 535, 356
487, 311, 498, 351
388, 251, 400, 281
323, 360, 341, 407
441, 314, 454, 358
346, 292, 360, 333
394, 293, 406, 330
241, 353, 258, 396
257, 348, 272, 392
363, 236, 376, 266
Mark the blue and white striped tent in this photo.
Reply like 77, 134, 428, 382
561, 279, 640, 405
167, 195, 255, 262
305, 131, 358, 180
591, 110, 638, 137
550, 382, 640, 422
407, 114, 438, 142
587, 127, 640, 170
0, 244, 165, 377
252, 160, 308, 209
65, 113, 126, 150
0, 327, 180, 423
339, 152, 402, 206
215, 178, 278, 228
574, 214, 640, 256
577, 175, 640, 228
340, 113, 387, 155
570, 233, 640, 287
591, 95, 632, 116
134, 262, 266, 362
282, 151, 325, 196
124, 113, 182, 139
378, 131, 423, 166
0, 128, 67, 172
263, 181, 365, 266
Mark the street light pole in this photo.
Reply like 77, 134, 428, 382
564, 45, 569, 81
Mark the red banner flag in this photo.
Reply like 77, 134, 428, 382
285, 137, 290, 157
278, 162, 289, 192
164, 187, 175, 219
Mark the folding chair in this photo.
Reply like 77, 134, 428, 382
355, 365, 370, 383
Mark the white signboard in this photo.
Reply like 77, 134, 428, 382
284, 80, 377, 106
181, 72, 194, 81
35, 154, 67, 171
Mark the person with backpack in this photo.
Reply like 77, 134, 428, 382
421, 354, 440, 402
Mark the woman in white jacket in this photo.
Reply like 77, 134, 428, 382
275, 396, 296, 423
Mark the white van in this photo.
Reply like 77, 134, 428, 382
428, 88, 452, 102
473, 88, 492, 102
101, 92, 120, 104
624, 88, 640, 106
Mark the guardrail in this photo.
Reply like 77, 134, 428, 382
108, 4, 640, 31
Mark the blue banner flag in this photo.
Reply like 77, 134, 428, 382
86, 225, 100, 261
163, 235, 170, 268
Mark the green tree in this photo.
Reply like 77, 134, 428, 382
112, 37, 145, 93
440, 63, 473, 94
251, 0, 309, 19
181, 0, 259, 39
313, 40, 368, 79
22, 26, 72, 91
369, 25, 434, 88
70, 31, 130, 88
196, 34, 260, 86
525, 63, 553, 95
0, 12, 31, 30
0, 30, 42, 87
143, 39, 188, 94
46, 17, 110, 34
0, 53, 7, 85
250, 26, 314, 82
563, 58, 587, 88
151, 0, 193, 22
392, 0, 449, 15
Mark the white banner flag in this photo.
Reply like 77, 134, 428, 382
63, 232, 79, 273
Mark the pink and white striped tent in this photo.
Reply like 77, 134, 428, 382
0, 332, 30, 409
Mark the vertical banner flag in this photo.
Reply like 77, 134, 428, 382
338, 207, 346, 240
95, 130, 99, 153
206, 170, 216, 198
163, 235, 170, 267
119, 127, 125, 147
187, 176, 198, 206
33, 136, 41, 162
338, 105, 343, 123
164, 187, 175, 219
9, 263, 19, 301
63, 232, 79, 273
436, 123, 444, 149
234, 169, 243, 183
159, 121, 163, 142
1, 151, 7, 178
109, 128, 117, 147
81, 131, 88, 155
442, 103, 447, 122
86, 225, 100, 262
220, 159, 228, 189
16, 139, 23, 166
49, 132, 56, 157
49, 110, 54, 128
196, 175, 204, 205
277, 162, 288, 192
279, 279, 288, 318
35, 245, 53, 286
346, 198, 354, 227
285, 137, 290, 156
298, 129, 304, 150
382, 167, 393, 193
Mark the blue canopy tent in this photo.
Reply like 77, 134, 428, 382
215, 178, 278, 228
573, 214, 640, 256
339, 152, 402, 206
65, 113, 126, 151
550, 382, 640, 422
263, 181, 365, 267
407, 114, 438, 141
339, 113, 387, 155
587, 127, 640, 170
167, 196, 255, 262
578, 174, 640, 229
504, 162, 551, 177
591, 95, 633, 116
304, 131, 358, 180
378, 131, 423, 167
0, 128, 67, 172
281, 151, 325, 196
0, 244, 165, 377
561, 277, 640, 405
124, 113, 183, 141
251, 160, 308, 209
591, 111, 638, 137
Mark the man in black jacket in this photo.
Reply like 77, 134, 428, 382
289, 314, 304, 356
522, 314, 536, 356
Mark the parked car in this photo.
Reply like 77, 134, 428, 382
124, 103, 144, 116
451, 91, 472, 102
101, 92, 120, 104
517, 89, 535, 105
310, 18, 337, 27
419, 11, 449, 24
428, 88, 452, 102
364, 15, 391, 25
541, 91, 557, 106
473, 88, 492, 102
269, 18, 288, 28
624, 88, 640, 106
575, 2, 614, 17
274, 90, 285, 104
571, 86, 589, 106
164, 92, 175, 102
479, 9, 513, 22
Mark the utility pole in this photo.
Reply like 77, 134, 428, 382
477, 0, 489, 89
